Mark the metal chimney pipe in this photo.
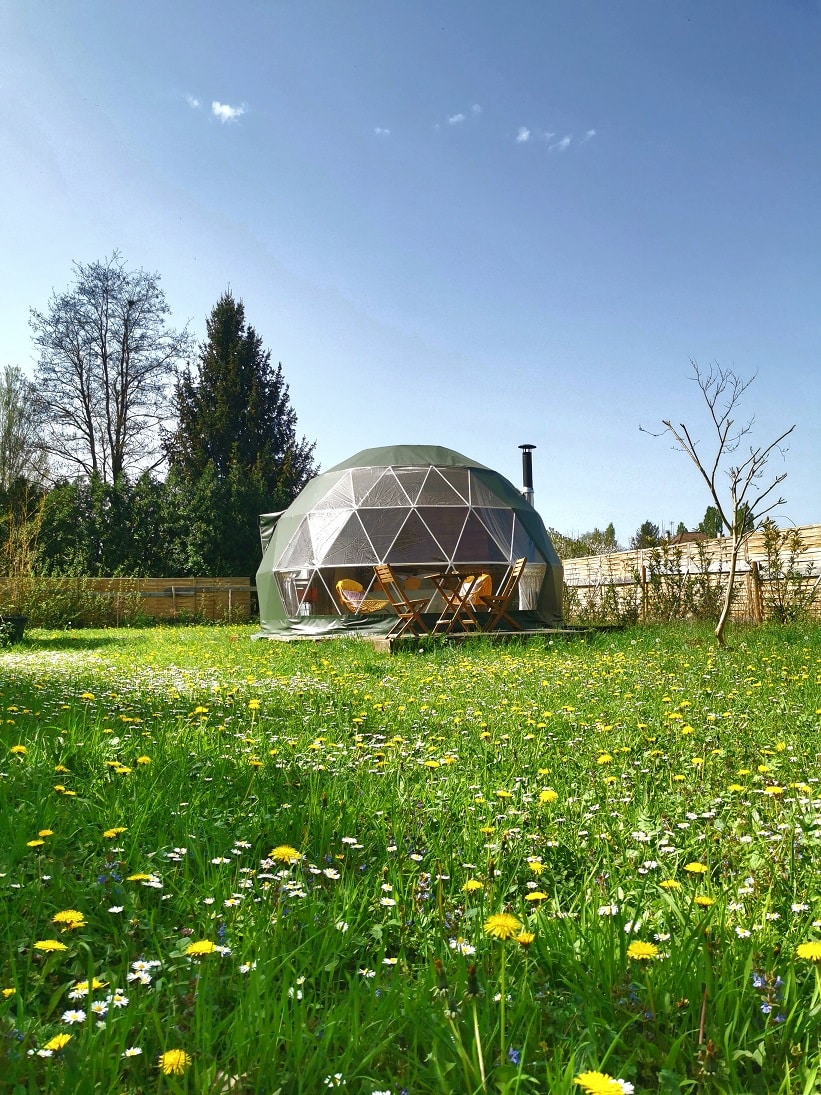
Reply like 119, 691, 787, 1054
519, 443, 536, 506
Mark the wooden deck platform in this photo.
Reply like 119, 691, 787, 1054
370, 626, 607, 653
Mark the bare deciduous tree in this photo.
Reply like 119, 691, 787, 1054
30, 252, 192, 483
651, 361, 794, 645
0, 365, 48, 489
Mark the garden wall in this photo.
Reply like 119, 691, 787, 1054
562, 523, 821, 624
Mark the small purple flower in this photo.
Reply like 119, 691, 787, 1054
507, 1047, 521, 1065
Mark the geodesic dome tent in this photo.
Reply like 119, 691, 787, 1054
255, 444, 563, 638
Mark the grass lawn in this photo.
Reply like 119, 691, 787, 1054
2, 622, 821, 1094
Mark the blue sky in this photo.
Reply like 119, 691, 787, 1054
2, 0, 819, 545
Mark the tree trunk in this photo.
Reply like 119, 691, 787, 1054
715, 537, 741, 646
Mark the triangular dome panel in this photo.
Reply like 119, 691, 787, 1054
415, 467, 466, 505
307, 508, 355, 564
474, 507, 515, 557
351, 467, 389, 504
316, 470, 356, 510
469, 474, 507, 508
416, 507, 467, 559
318, 513, 379, 566
386, 510, 448, 566
358, 507, 413, 560
393, 468, 428, 505
454, 511, 508, 563
437, 467, 471, 503
358, 469, 413, 508
276, 518, 316, 570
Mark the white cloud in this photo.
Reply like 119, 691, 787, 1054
550, 135, 572, 152
448, 112, 466, 125
471, 103, 482, 116
581, 128, 597, 143
515, 126, 531, 143
374, 127, 391, 136
186, 94, 200, 109
212, 100, 246, 123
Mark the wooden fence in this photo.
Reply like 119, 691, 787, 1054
0, 576, 254, 624
561, 524, 821, 623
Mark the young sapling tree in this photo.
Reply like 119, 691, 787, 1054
650, 361, 794, 645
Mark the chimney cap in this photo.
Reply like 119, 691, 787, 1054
518, 443, 536, 451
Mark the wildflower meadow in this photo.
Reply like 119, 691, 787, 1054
2, 623, 821, 1093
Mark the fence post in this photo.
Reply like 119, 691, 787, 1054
748, 560, 764, 623
641, 564, 648, 620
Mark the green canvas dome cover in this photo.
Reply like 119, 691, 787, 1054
256, 444, 563, 638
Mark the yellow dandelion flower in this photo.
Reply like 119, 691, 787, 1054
158, 1048, 192, 1075
33, 939, 68, 953
248, 699, 261, 710
126, 873, 152, 882
52, 910, 86, 930
72, 977, 108, 993
462, 879, 483, 892
659, 879, 682, 890
43, 1033, 72, 1052
2, 987, 16, 997
796, 941, 821, 962
539, 788, 558, 804
574, 1070, 624, 1094
185, 940, 217, 956
684, 862, 708, 875
626, 940, 659, 961
694, 895, 715, 907
103, 827, 127, 838
597, 754, 614, 764
38, 829, 54, 837
483, 912, 522, 940
495, 790, 512, 799
524, 891, 549, 902
9, 744, 27, 755
527, 860, 546, 874
27, 839, 45, 847
136, 755, 151, 765
270, 845, 301, 864
516, 931, 536, 947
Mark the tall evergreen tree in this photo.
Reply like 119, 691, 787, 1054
630, 520, 663, 549
164, 292, 317, 576
167, 291, 316, 510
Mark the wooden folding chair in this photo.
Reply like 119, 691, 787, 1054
374, 564, 430, 636
430, 573, 482, 635
483, 558, 528, 631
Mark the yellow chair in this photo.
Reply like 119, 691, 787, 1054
460, 573, 492, 608
335, 579, 389, 615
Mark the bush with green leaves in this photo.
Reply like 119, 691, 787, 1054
757, 519, 820, 624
